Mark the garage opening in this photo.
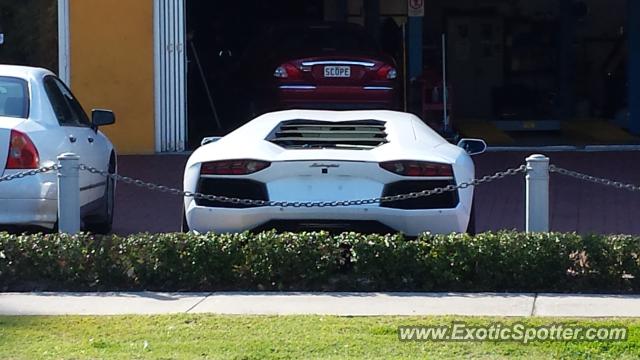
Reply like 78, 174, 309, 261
177, 0, 638, 151
422, 0, 636, 147
185, 0, 325, 149
184, 0, 410, 150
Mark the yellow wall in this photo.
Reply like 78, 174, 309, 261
69, 0, 155, 154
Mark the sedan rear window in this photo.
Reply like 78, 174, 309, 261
0, 77, 28, 118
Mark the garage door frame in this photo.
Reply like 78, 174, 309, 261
58, 0, 70, 84
153, 0, 187, 153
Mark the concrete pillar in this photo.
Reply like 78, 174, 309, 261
629, 0, 640, 134
337, 0, 347, 22
407, 16, 423, 80
57, 153, 81, 234
526, 154, 550, 233
364, 0, 380, 40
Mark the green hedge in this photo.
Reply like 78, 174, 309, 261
0, 231, 638, 292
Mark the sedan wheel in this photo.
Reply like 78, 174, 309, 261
85, 159, 115, 234
466, 202, 476, 235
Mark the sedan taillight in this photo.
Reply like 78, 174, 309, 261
200, 159, 271, 175
6, 130, 39, 169
273, 63, 301, 79
376, 65, 397, 80
380, 161, 453, 177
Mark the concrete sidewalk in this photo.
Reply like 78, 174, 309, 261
2, 292, 640, 317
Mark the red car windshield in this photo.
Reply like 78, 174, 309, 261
241, 23, 381, 60
279, 24, 379, 54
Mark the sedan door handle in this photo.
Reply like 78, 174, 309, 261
69, 135, 77, 143
88, 137, 94, 143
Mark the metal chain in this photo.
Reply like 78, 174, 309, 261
549, 164, 640, 192
0, 164, 59, 182
8, 162, 637, 206
80, 163, 527, 207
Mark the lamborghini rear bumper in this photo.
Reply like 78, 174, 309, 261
185, 201, 470, 236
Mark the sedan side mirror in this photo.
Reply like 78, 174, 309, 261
457, 138, 487, 156
91, 109, 115, 129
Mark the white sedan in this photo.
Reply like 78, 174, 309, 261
183, 110, 485, 236
0, 65, 116, 233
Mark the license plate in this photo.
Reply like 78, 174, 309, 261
324, 66, 351, 78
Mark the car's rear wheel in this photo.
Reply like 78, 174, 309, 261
85, 156, 115, 234
181, 204, 189, 232
466, 202, 476, 235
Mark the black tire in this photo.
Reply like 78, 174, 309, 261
50, 218, 59, 234
181, 205, 189, 233
85, 156, 115, 234
466, 202, 476, 235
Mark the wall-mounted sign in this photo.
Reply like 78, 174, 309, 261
408, 0, 424, 17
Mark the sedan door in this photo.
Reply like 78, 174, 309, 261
42, 76, 108, 205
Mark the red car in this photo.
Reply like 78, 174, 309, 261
234, 22, 400, 116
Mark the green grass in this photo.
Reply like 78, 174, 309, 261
0, 315, 639, 359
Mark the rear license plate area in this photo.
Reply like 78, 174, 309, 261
323, 66, 351, 78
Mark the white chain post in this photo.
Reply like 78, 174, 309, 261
57, 153, 80, 234
526, 154, 550, 233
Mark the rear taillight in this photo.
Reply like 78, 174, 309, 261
200, 159, 271, 175
273, 63, 301, 79
376, 65, 397, 80
380, 161, 453, 177
6, 130, 39, 169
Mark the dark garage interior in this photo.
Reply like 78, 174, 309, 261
180, 0, 636, 149
185, 0, 326, 148
0, 1, 636, 150
0, 0, 58, 73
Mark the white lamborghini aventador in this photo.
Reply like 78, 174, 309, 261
183, 110, 486, 236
